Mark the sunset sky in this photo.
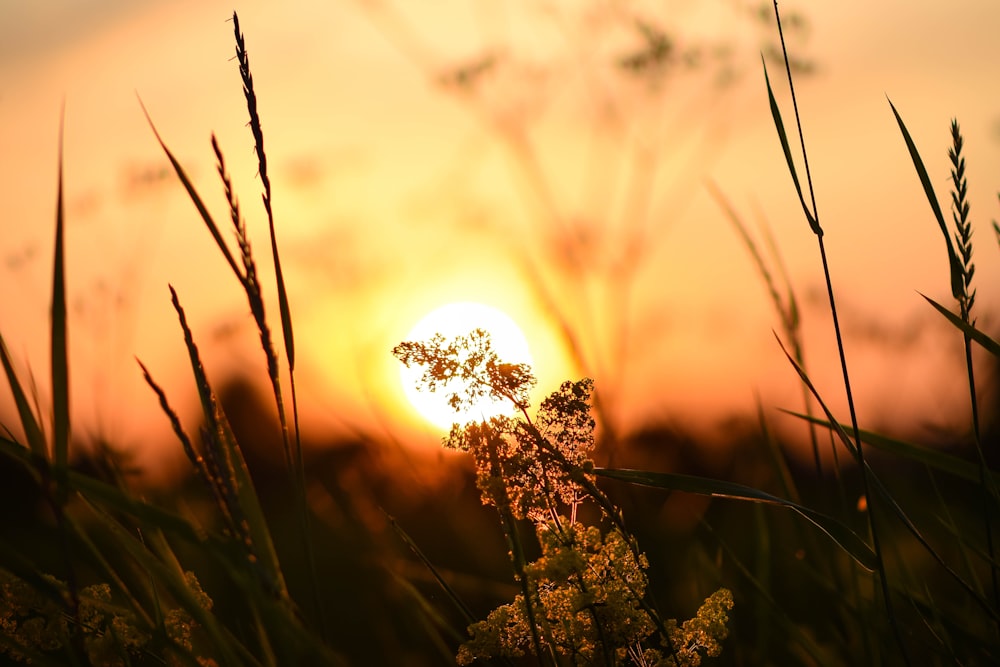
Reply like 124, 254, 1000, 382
1, 1, 999, 476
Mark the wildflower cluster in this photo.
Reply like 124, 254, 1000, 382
393, 331, 732, 665
457, 521, 654, 665
0, 568, 216, 666
393, 328, 534, 414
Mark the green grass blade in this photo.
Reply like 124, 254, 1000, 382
697, 520, 837, 666
0, 432, 37, 471
775, 333, 998, 617
762, 57, 820, 236
888, 99, 964, 300
68, 472, 213, 542
866, 468, 999, 622
137, 97, 242, 280
388, 572, 469, 650
933, 514, 1000, 570
140, 525, 277, 666
782, 409, 1000, 492
384, 509, 478, 627
82, 500, 245, 667
596, 467, 876, 571
921, 292, 1000, 357
928, 471, 985, 596
51, 104, 69, 470
0, 335, 48, 459
169, 285, 289, 599
215, 401, 290, 597
755, 398, 801, 504
62, 508, 154, 627
273, 260, 294, 371
773, 333, 859, 459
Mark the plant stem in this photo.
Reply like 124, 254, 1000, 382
770, 1, 908, 660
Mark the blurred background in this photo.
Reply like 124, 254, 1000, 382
1, 0, 1000, 478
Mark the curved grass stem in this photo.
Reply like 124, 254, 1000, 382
767, 1, 907, 661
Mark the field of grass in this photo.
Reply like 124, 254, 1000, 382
1, 4, 999, 665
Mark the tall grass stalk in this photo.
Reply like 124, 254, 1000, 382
947, 120, 1000, 615
141, 12, 324, 633
49, 103, 84, 655
228, 16, 321, 631
763, 1, 904, 658
892, 111, 1000, 624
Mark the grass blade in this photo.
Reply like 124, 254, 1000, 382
762, 58, 820, 236
67, 472, 213, 542
775, 338, 999, 621
782, 409, 1000, 492
51, 103, 69, 470
697, 520, 837, 666
921, 292, 1000, 357
82, 500, 245, 667
889, 99, 964, 300
230, 12, 321, 632
0, 336, 47, 459
137, 97, 242, 280
168, 286, 289, 599
596, 467, 876, 571
384, 509, 478, 627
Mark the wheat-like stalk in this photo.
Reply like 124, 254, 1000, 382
950, 120, 976, 318
948, 119, 1000, 618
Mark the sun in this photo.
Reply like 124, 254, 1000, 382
399, 302, 533, 430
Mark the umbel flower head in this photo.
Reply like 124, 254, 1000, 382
393, 328, 535, 414
394, 331, 596, 520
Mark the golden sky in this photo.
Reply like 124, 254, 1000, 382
1, 1, 999, 475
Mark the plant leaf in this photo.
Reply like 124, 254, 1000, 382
920, 292, 1000, 357
774, 336, 999, 619
169, 285, 288, 599
782, 409, 1000, 493
889, 99, 964, 300
0, 336, 47, 459
137, 97, 242, 280
82, 499, 247, 667
51, 103, 69, 471
763, 57, 820, 236
384, 509, 477, 627
595, 468, 876, 571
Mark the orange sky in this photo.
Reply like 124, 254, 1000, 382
1, 1, 999, 476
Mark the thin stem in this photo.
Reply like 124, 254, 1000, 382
950, 118, 999, 618
964, 334, 1000, 617
775, 4, 819, 235
771, 1, 907, 660
481, 423, 558, 667
231, 12, 323, 635
819, 238, 904, 660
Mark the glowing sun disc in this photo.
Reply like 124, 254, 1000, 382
400, 302, 533, 430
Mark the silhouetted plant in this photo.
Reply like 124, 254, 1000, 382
395, 330, 733, 666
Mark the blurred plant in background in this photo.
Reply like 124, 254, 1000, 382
364, 0, 813, 438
